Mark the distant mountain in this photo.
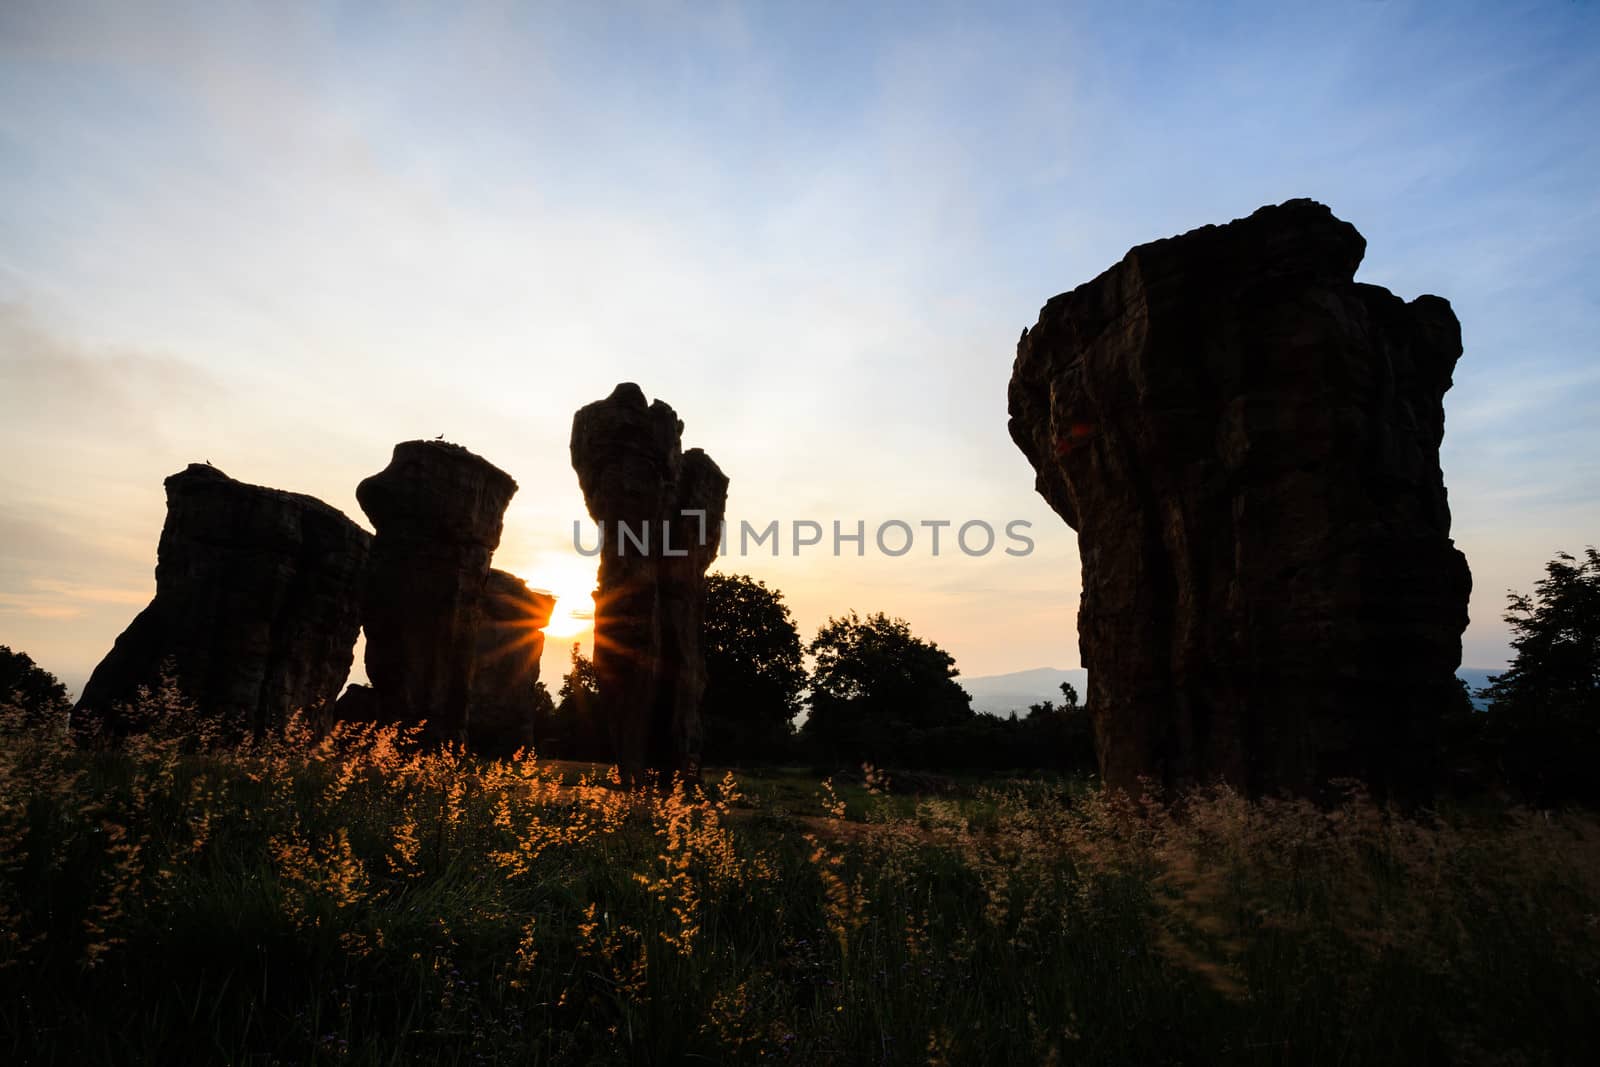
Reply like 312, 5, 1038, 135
962, 666, 1508, 716
1458, 668, 1502, 710
960, 667, 1088, 716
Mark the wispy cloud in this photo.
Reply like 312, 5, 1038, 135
0, 578, 149, 620
0, 1, 1596, 679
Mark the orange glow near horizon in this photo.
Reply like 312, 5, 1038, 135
498, 548, 596, 641
542, 591, 595, 639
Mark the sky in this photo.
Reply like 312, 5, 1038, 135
1, 0, 1596, 699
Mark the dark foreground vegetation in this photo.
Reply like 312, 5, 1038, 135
2, 548, 1596, 1063
3, 689, 1599, 1066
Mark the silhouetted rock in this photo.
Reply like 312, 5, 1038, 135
467, 569, 556, 755
1008, 199, 1471, 797
75, 464, 369, 732
571, 384, 728, 786
655, 449, 728, 777
355, 441, 517, 743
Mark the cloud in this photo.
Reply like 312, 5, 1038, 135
0, 301, 220, 441
2, 1, 1597, 681
0, 578, 149, 620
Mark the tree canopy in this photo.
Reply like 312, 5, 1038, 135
0, 645, 72, 724
803, 611, 972, 761
1483, 548, 1600, 804
702, 573, 806, 762
541, 642, 605, 760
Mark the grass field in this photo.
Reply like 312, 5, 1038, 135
3, 697, 1598, 1065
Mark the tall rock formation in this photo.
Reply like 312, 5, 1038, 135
1008, 199, 1471, 797
570, 383, 728, 787
75, 464, 369, 732
356, 441, 518, 743
467, 569, 557, 755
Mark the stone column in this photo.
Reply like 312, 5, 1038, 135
1008, 199, 1470, 797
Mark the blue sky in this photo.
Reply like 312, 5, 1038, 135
1, 1, 1596, 694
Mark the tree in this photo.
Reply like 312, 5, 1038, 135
1482, 548, 1600, 805
1006, 680, 1095, 775
703, 573, 806, 763
0, 645, 72, 726
528, 678, 557, 750
556, 642, 599, 712
548, 642, 607, 760
1026, 698, 1057, 719
803, 611, 972, 762
1025, 683, 1079, 721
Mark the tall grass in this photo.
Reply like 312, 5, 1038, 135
2, 690, 1597, 1065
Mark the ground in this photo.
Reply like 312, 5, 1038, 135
3, 705, 1598, 1065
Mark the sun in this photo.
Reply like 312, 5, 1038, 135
542, 585, 595, 639
490, 533, 600, 642
498, 549, 596, 640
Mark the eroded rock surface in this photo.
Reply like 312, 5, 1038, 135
356, 441, 518, 743
571, 384, 728, 786
1008, 199, 1471, 796
467, 569, 556, 755
75, 464, 369, 732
